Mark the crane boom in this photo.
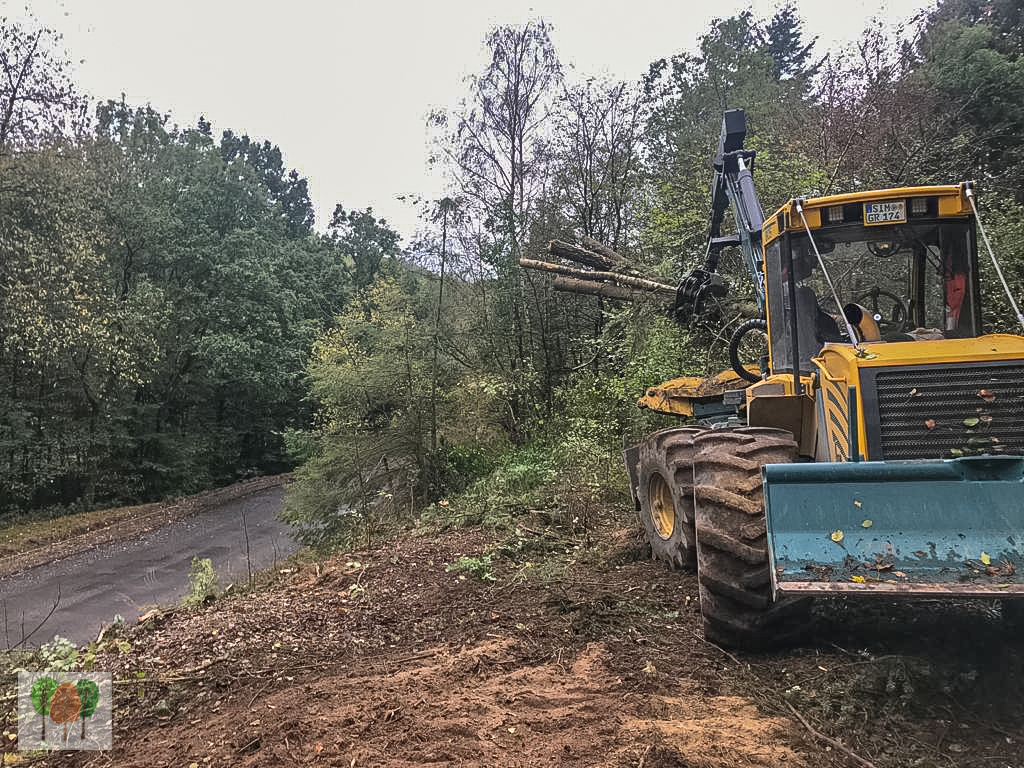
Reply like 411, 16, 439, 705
673, 109, 766, 323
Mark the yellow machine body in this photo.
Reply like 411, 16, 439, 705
628, 109, 1024, 647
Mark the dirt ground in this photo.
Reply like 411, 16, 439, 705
7, 500, 1024, 768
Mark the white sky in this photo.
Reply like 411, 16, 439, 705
8, 0, 935, 240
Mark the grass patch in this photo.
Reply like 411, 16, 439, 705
0, 502, 166, 559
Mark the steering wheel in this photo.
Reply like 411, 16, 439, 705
853, 287, 909, 335
868, 240, 904, 258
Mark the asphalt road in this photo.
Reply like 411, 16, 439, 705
0, 487, 298, 648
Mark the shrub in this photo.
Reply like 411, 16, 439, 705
182, 557, 219, 606
445, 555, 497, 581
421, 445, 554, 530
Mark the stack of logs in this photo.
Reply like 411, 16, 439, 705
518, 236, 674, 303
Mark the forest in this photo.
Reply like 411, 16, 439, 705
2, 0, 1023, 543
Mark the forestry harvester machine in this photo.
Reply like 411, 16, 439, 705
623, 109, 1024, 648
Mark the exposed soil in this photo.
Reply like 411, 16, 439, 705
7, 501, 1024, 768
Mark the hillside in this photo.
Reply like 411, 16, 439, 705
14, 503, 1024, 768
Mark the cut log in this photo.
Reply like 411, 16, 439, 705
518, 257, 675, 296
580, 236, 630, 268
552, 277, 640, 301
547, 240, 617, 271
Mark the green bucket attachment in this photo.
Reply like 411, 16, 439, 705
764, 456, 1024, 596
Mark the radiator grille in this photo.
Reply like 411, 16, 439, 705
869, 362, 1024, 460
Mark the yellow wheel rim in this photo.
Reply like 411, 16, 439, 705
648, 472, 675, 540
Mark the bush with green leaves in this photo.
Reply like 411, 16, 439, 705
182, 557, 219, 607
25, 635, 79, 674
445, 554, 497, 581
282, 274, 455, 550
419, 442, 497, 504
421, 445, 554, 530
542, 369, 669, 524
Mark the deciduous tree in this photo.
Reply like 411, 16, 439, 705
0, 15, 84, 154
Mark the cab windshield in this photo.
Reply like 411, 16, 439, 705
766, 219, 979, 372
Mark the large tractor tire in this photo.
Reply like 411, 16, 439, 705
693, 427, 812, 649
1002, 599, 1024, 628
637, 427, 705, 569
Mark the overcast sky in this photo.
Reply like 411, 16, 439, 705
8, 0, 934, 239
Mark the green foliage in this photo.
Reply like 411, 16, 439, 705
763, 2, 818, 82
445, 554, 497, 581
36, 636, 78, 674
328, 206, 402, 290
641, 7, 822, 261
422, 445, 555, 530
0, 91, 343, 514
975, 199, 1024, 333
281, 428, 319, 466
182, 557, 219, 607
220, 129, 315, 236
593, 309, 713, 442
283, 255, 516, 549
282, 275, 427, 548
418, 442, 497, 507
916, 9, 1024, 196
549, 380, 630, 494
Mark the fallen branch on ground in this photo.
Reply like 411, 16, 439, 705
783, 699, 879, 768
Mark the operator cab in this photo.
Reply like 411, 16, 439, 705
762, 186, 982, 373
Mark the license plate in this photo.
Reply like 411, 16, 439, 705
864, 200, 906, 225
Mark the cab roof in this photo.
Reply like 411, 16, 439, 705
762, 184, 972, 245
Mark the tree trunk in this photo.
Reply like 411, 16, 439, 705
547, 239, 618, 271
552, 277, 646, 302
580, 236, 631, 268
518, 257, 675, 296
